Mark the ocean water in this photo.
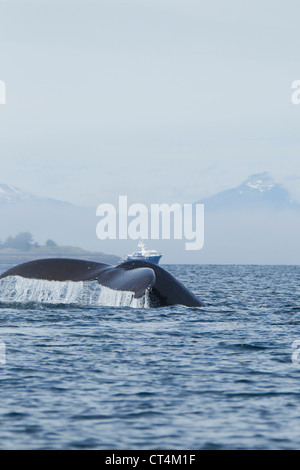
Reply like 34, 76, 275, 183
0, 263, 299, 450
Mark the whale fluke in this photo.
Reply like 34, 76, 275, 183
0, 258, 107, 282
0, 258, 203, 307
118, 260, 202, 307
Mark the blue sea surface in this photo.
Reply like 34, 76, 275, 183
0, 263, 299, 450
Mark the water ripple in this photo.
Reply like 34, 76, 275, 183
0, 264, 299, 449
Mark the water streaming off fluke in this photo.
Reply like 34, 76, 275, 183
0, 276, 149, 308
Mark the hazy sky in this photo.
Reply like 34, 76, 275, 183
1, 0, 300, 207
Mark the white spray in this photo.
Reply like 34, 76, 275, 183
0, 276, 149, 308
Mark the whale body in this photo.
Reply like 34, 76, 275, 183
0, 258, 203, 307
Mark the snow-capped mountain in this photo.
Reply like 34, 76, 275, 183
0, 183, 72, 206
0, 183, 96, 251
0, 183, 119, 263
195, 172, 298, 211
0, 183, 36, 204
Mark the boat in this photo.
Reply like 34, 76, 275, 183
121, 241, 162, 265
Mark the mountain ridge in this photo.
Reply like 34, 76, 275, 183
0, 174, 299, 264
0, 183, 74, 206
194, 172, 299, 211
1, 173, 298, 211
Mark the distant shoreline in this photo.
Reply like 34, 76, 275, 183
0, 246, 120, 265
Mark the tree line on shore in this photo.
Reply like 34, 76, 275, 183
0, 232, 57, 251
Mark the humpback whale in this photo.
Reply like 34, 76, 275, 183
0, 258, 203, 307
